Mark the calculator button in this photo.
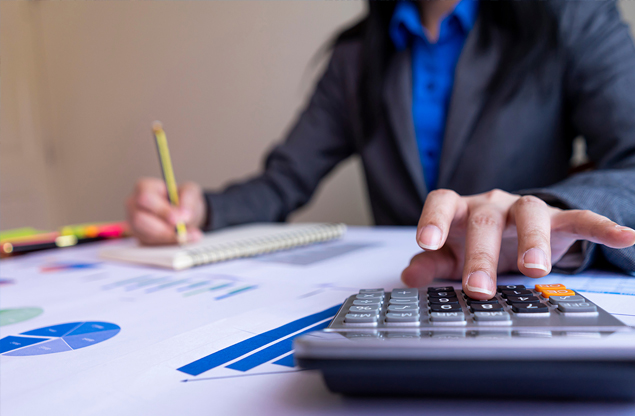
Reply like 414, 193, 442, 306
428, 297, 459, 305
470, 303, 504, 312
430, 312, 465, 322
474, 311, 511, 321
429, 304, 462, 312
428, 291, 456, 298
388, 304, 419, 312
540, 289, 576, 298
385, 312, 420, 322
428, 286, 454, 292
356, 293, 383, 300
501, 289, 533, 297
345, 313, 378, 323
389, 298, 418, 305
349, 305, 380, 313
511, 303, 549, 313
391, 289, 419, 299
505, 295, 540, 304
557, 302, 598, 313
359, 289, 384, 294
548, 295, 585, 305
353, 299, 382, 306
466, 298, 500, 305
497, 285, 526, 292
535, 283, 566, 291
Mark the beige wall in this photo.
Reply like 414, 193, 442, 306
3, 1, 635, 231
1, 1, 368, 231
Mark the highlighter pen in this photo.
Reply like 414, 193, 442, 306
152, 121, 188, 245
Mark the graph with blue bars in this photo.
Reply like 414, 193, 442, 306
178, 305, 340, 376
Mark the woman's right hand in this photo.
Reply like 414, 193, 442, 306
126, 177, 206, 245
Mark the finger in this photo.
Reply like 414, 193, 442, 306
130, 210, 177, 245
416, 189, 466, 250
178, 182, 203, 226
186, 226, 203, 243
462, 207, 505, 300
510, 196, 552, 278
401, 247, 459, 288
552, 210, 635, 248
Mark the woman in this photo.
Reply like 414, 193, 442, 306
127, 0, 635, 300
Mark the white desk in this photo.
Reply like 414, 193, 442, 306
1, 227, 634, 415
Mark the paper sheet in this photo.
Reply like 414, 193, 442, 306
1, 226, 634, 416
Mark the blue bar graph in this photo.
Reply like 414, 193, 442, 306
177, 305, 340, 376
226, 321, 330, 372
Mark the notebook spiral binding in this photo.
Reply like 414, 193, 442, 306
180, 223, 347, 267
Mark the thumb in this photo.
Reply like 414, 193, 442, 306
401, 247, 458, 288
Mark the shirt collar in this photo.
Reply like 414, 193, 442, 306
389, 0, 479, 50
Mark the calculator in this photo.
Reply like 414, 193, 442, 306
294, 284, 635, 400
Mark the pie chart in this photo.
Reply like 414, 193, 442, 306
0, 321, 120, 356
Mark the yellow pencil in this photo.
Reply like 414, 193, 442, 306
152, 121, 187, 245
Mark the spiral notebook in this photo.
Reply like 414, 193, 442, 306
99, 223, 346, 270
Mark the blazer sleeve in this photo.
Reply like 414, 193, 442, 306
526, 0, 635, 273
202, 42, 358, 230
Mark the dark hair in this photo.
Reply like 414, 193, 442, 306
335, 1, 559, 139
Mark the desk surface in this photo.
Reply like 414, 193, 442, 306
1, 226, 634, 416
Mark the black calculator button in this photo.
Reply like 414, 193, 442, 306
466, 298, 499, 305
391, 289, 419, 299
470, 303, 503, 312
427, 286, 454, 292
387, 304, 419, 313
430, 304, 462, 312
511, 303, 549, 313
501, 289, 533, 298
505, 296, 540, 304
429, 297, 459, 305
473, 311, 510, 321
428, 291, 456, 298
497, 285, 526, 292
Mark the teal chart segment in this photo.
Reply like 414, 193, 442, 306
0, 321, 120, 356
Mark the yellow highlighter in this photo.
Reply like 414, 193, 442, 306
152, 121, 187, 245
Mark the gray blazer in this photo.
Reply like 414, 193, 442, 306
205, 1, 635, 273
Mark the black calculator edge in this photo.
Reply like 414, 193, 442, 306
297, 357, 635, 401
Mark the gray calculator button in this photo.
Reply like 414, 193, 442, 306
359, 288, 384, 294
356, 293, 383, 300
349, 305, 380, 313
390, 289, 419, 299
345, 313, 378, 323
353, 299, 382, 306
474, 311, 511, 321
557, 302, 598, 313
549, 295, 585, 305
389, 298, 418, 305
385, 312, 420, 322
387, 304, 419, 312
430, 312, 465, 322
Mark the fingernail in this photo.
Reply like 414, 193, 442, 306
616, 225, 635, 233
418, 225, 442, 250
522, 248, 549, 271
465, 271, 495, 296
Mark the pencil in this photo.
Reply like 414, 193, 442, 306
152, 121, 188, 245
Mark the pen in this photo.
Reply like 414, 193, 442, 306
152, 121, 188, 245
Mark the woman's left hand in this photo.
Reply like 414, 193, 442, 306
401, 189, 635, 300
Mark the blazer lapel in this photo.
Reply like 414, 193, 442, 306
384, 49, 427, 201
437, 19, 500, 188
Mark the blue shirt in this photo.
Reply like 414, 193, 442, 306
389, 0, 478, 190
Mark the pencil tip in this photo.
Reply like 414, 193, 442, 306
152, 120, 163, 133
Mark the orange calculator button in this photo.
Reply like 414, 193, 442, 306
535, 284, 567, 292
540, 289, 576, 298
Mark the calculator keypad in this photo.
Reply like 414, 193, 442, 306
335, 283, 624, 331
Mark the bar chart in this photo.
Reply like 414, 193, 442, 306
177, 305, 340, 376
